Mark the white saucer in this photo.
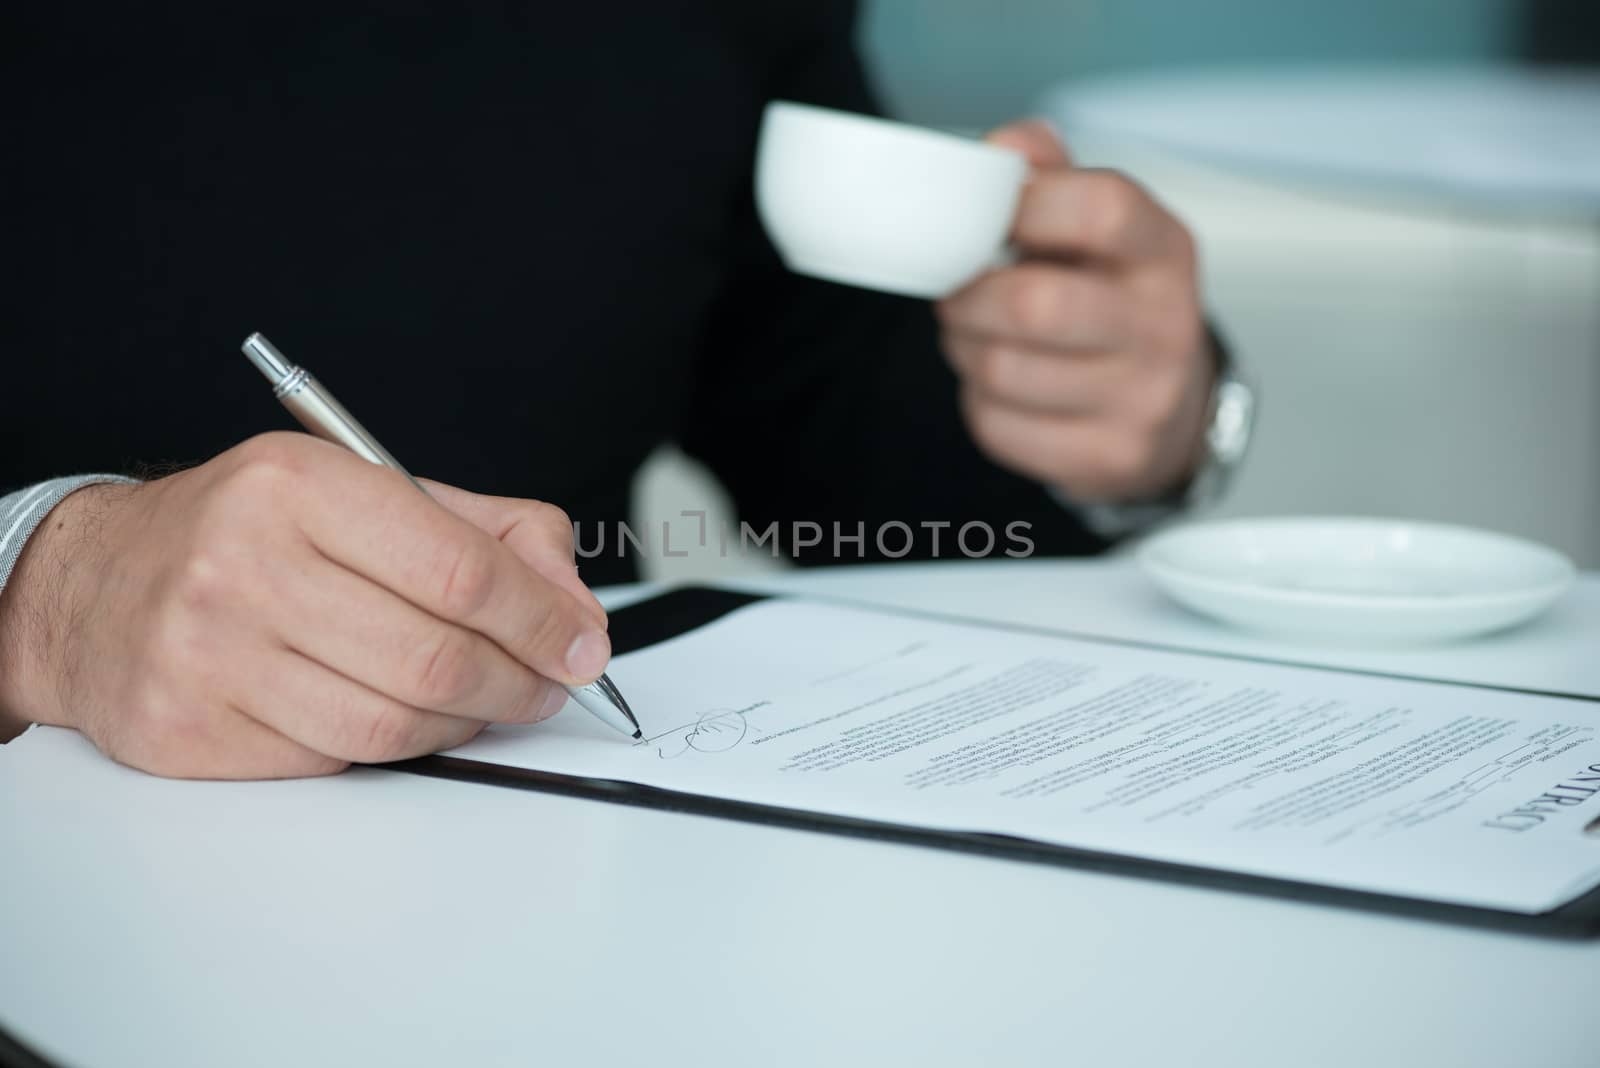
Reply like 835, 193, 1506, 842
1137, 517, 1576, 644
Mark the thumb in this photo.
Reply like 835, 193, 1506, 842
985, 118, 1072, 170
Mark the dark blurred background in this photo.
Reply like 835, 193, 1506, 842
1525, 0, 1600, 63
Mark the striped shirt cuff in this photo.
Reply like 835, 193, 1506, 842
0, 476, 138, 597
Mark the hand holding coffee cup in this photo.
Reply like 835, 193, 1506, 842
755, 102, 1218, 505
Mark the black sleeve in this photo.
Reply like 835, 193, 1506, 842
679, 0, 1108, 566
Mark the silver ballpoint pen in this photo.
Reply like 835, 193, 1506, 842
240, 332, 642, 740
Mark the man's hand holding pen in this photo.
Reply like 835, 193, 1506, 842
0, 433, 610, 778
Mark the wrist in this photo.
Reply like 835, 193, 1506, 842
1151, 320, 1229, 501
0, 483, 124, 735
1058, 325, 1254, 540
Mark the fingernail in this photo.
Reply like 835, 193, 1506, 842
535, 685, 569, 722
565, 629, 611, 682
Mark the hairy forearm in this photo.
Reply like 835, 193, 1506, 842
0, 484, 122, 739
0, 521, 52, 741
0, 498, 72, 737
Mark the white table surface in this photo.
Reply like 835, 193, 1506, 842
3, 558, 1598, 1068
1042, 67, 1600, 213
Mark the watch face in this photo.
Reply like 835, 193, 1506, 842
1207, 377, 1255, 467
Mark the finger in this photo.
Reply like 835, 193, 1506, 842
943, 332, 1125, 417
985, 118, 1072, 169
236, 648, 490, 765
419, 480, 606, 629
960, 385, 1157, 500
281, 449, 611, 687
938, 263, 1130, 350
1012, 168, 1185, 263
98, 702, 348, 781
266, 552, 568, 724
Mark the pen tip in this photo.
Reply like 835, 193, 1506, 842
632, 728, 643, 740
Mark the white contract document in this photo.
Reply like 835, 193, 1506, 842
440, 593, 1600, 917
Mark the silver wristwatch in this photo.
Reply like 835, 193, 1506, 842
1186, 362, 1257, 509
1072, 353, 1258, 539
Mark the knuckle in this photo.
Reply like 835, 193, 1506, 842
529, 500, 571, 532
355, 703, 422, 763
214, 438, 306, 513
231, 432, 311, 484
124, 689, 207, 773
974, 343, 1016, 396
432, 540, 496, 619
529, 501, 574, 551
173, 549, 230, 614
1006, 275, 1058, 337
518, 591, 580, 666
408, 630, 481, 709
1085, 172, 1138, 245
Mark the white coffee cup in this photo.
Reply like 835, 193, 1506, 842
755, 101, 1028, 300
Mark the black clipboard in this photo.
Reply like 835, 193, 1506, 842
394, 585, 1600, 939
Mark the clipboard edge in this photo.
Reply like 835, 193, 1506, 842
394, 750, 1600, 939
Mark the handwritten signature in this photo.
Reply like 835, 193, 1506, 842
651, 701, 772, 759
